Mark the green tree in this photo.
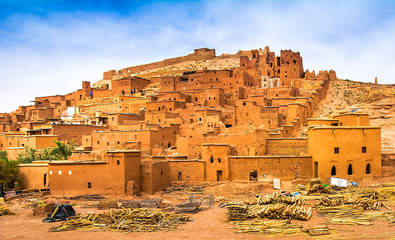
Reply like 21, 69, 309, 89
37, 147, 57, 160
17, 146, 37, 163
0, 151, 23, 191
49, 140, 76, 160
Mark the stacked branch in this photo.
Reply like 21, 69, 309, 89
49, 208, 191, 232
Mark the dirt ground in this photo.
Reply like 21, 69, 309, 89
1, 178, 395, 240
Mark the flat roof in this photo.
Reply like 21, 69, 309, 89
106, 150, 141, 153
334, 112, 369, 117
18, 164, 48, 167
49, 160, 106, 165
229, 156, 312, 159
310, 126, 381, 130
169, 159, 205, 162
202, 143, 230, 146
307, 118, 338, 121
267, 138, 307, 140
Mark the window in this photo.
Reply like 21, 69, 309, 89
362, 147, 367, 153
161, 170, 163, 175
366, 163, 371, 174
218, 158, 221, 163
97, 141, 100, 144
107, 142, 110, 146
250, 170, 258, 181
348, 164, 353, 175
331, 166, 336, 176
117, 141, 120, 145
117, 160, 120, 165
87, 182, 92, 189
334, 147, 339, 154
243, 102, 246, 106
210, 157, 214, 163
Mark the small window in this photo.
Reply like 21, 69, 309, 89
210, 157, 214, 163
117, 141, 120, 145
362, 147, 367, 153
348, 164, 353, 175
88, 182, 92, 188
334, 147, 339, 154
107, 142, 110, 146
117, 160, 120, 165
366, 163, 371, 174
97, 141, 100, 144
243, 102, 246, 106
218, 158, 221, 163
161, 170, 163, 175
331, 166, 336, 176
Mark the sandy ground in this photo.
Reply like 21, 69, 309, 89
1, 179, 395, 240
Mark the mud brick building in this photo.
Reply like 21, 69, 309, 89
3, 47, 384, 195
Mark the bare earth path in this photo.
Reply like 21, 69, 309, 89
2, 203, 394, 240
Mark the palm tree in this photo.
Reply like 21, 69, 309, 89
50, 140, 76, 160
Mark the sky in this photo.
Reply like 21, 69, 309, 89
0, 0, 394, 112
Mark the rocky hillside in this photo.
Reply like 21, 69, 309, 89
312, 79, 395, 153
136, 57, 239, 78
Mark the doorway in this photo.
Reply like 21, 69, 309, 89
314, 162, 318, 178
216, 170, 223, 181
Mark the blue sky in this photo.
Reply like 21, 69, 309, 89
0, 0, 394, 112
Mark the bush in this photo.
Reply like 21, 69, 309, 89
0, 151, 23, 191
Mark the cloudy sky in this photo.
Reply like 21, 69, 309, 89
0, 0, 394, 112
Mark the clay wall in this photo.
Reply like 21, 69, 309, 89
279, 50, 304, 84
308, 126, 381, 181
49, 151, 141, 196
77, 98, 148, 115
23, 135, 58, 149
202, 144, 232, 181
111, 77, 151, 96
177, 128, 267, 158
103, 70, 116, 80
169, 160, 205, 181
52, 124, 105, 145
229, 156, 313, 181
157, 91, 190, 102
266, 138, 308, 156
146, 101, 186, 114
334, 113, 369, 126
91, 125, 179, 154
118, 48, 216, 74
140, 160, 170, 194
307, 119, 339, 127
107, 113, 144, 130
18, 164, 49, 189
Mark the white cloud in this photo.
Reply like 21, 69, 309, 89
0, 0, 394, 112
